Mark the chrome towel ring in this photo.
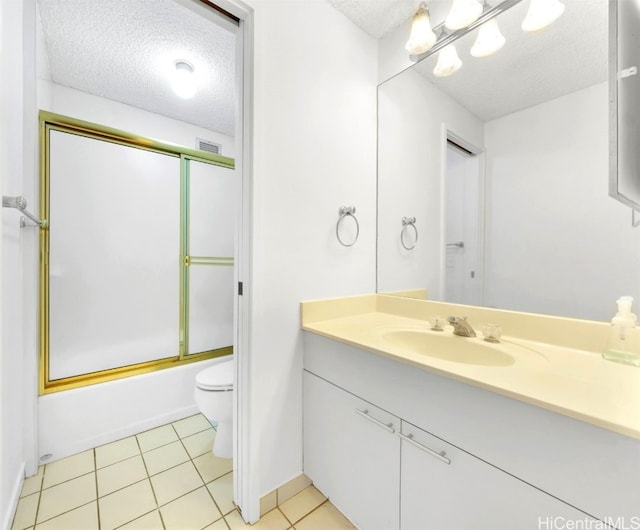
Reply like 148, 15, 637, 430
336, 206, 359, 247
401, 217, 418, 250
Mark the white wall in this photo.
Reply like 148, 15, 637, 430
377, 68, 484, 298
245, 0, 377, 498
38, 81, 235, 157
484, 82, 640, 321
0, 1, 39, 528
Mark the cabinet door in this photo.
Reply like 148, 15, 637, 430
303, 370, 400, 530
400, 421, 595, 530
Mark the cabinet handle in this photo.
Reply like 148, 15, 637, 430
398, 432, 451, 465
355, 409, 395, 433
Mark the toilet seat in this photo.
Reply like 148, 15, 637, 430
196, 359, 234, 391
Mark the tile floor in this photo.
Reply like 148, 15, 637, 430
11, 414, 355, 530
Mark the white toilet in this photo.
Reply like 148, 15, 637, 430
194, 357, 234, 458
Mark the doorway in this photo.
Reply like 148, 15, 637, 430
444, 139, 483, 306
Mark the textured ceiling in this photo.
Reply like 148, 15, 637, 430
37, 0, 236, 137
37, 0, 607, 134
330, 0, 608, 121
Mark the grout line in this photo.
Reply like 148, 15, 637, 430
94, 449, 101, 530
289, 498, 330, 526
278, 506, 294, 527
32, 499, 96, 528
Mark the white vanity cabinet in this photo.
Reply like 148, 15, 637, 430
303, 332, 638, 529
303, 371, 400, 530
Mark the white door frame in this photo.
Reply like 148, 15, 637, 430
205, 0, 257, 523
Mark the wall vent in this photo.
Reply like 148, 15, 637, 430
196, 138, 222, 155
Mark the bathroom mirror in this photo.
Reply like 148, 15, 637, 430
377, 0, 640, 322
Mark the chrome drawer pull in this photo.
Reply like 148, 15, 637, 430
398, 432, 451, 465
355, 409, 395, 433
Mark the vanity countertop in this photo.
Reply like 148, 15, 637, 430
301, 294, 640, 440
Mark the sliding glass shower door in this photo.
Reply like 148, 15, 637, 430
184, 159, 236, 356
41, 112, 235, 392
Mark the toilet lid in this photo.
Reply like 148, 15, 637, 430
196, 359, 234, 391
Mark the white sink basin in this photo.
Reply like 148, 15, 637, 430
380, 328, 516, 367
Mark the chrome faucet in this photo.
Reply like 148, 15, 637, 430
448, 316, 476, 337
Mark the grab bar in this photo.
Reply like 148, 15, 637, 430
3, 195, 47, 228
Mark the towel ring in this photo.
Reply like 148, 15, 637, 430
401, 217, 418, 250
336, 206, 359, 247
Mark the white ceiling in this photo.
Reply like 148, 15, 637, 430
37, 0, 608, 133
36, 0, 237, 137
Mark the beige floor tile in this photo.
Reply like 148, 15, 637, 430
172, 414, 212, 439
253, 509, 290, 530
96, 455, 147, 497
95, 437, 140, 469
11, 492, 39, 530
204, 518, 229, 530
207, 472, 235, 514
193, 451, 233, 484
142, 440, 190, 476
34, 501, 98, 530
294, 502, 355, 530
37, 473, 96, 524
118, 510, 164, 529
278, 486, 326, 525
42, 451, 94, 489
182, 428, 215, 458
224, 509, 250, 530
160, 486, 222, 530
21, 467, 44, 498
137, 424, 179, 453
98, 480, 157, 530
150, 461, 204, 506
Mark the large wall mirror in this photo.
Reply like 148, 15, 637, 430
377, 0, 640, 322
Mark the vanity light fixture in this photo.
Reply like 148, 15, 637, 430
171, 60, 197, 99
433, 41, 463, 77
444, 0, 484, 30
405, 3, 437, 55
470, 18, 506, 57
521, 0, 565, 32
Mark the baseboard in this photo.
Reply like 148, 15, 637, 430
259, 473, 312, 516
42, 405, 199, 463
1, 461, 25, 530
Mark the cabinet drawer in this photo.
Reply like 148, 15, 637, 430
400, 421, 596, 530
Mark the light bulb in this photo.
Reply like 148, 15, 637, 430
433, 44, 462, 77
470, 19, 506, 57
521, 0, 565, 32
445, 0, 484, 30
405, 3, 437, 55
172, 60, 197, 99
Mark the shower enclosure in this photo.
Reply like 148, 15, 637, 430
39, 112, 236, 393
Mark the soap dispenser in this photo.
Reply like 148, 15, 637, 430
602, 296, 640, 366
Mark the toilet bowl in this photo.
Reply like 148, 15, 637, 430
194, 357, 234, 458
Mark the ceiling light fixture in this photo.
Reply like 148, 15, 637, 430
433, 42, 463, 77
405, 3, 437, 55
521, 0, 565, 32
470, 18, 506, 57
445, 0, 484, 30
171, 60, 197, 99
